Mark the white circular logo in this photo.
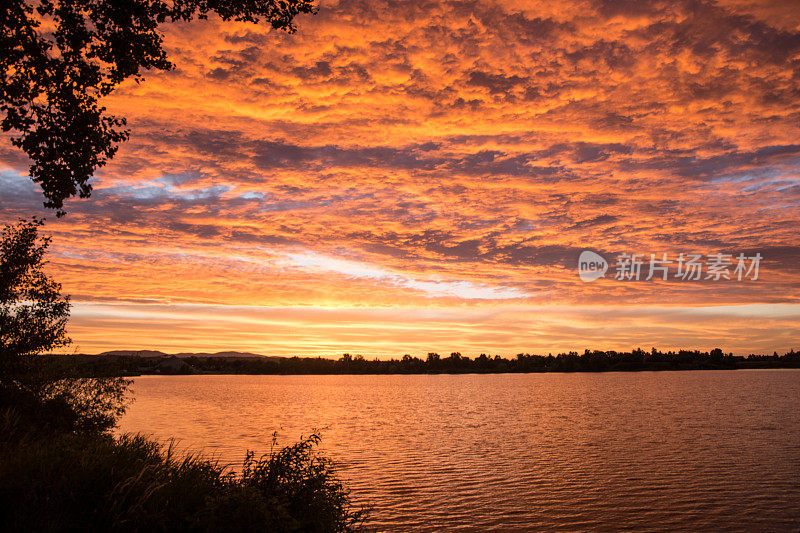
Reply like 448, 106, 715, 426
578, 250, 608, 282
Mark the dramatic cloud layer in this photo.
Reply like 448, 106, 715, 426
2, 0, 799, 355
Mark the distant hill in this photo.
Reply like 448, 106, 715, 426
172, 351, 276, 360
98, 350, 282, 361
99, 350, 167, 357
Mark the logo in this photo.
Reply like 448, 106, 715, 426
578, 250, 608, 282
576, 250, 761, 282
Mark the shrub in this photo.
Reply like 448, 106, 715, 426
0, 416, 367, 532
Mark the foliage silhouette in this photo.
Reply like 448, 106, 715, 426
0, 217, 69, 361
0, 218, 128, 432
1, 0, 316, 214
0, 418, 368, 532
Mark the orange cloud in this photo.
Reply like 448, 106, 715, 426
2, 0, 799, 354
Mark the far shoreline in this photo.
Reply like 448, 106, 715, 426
41, 348, 800, 377
126, 367, 800, 379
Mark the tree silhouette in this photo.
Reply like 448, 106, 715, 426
0, 218, 69, 365
1, 0, 316, 214
0, 218, 130, 432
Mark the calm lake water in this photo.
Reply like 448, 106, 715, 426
119, 370, 800, 531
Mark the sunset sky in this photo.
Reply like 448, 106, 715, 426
2, 0, 799, 356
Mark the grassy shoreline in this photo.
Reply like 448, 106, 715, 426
0, 410, 368, 532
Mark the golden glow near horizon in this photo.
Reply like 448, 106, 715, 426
1, 0, 799, 356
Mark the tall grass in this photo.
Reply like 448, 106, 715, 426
0, 410, 368, 532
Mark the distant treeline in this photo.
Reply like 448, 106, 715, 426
41, 349, 800, 377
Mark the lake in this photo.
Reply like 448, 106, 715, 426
118, 370, 800, 531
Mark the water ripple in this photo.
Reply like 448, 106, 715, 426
119, 370, 800, 531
